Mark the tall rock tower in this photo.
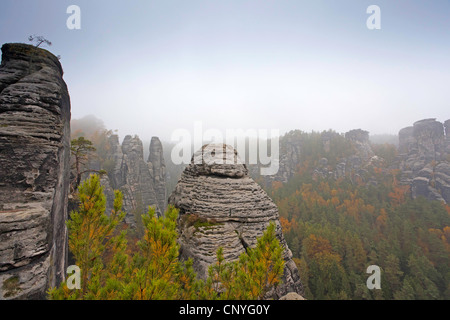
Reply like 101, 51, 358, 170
169, 144, 303, 298
0, 43, 71, 299
398, 118, 450, 204
148, 136, 167, 214
101, 134, 167, 227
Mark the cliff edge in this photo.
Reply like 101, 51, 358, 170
0, 43, 70, 299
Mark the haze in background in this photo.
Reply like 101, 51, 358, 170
1, 0, 449, 141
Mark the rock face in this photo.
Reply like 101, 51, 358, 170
272, 131, 304, 183
317, 129, 377, 183
100, 134, 167, 226
100, 175, 115, 216
169, 144, 303, 299
266, 129, 378, 184
119, 135, 160, 226
399, 126, 415, 154
344, 129, 374, 161
148, 137, 167, 216
0, 43, 71, 299
279, 292, 306, 300
398, 118, 450, 204
106, 134, 126, 189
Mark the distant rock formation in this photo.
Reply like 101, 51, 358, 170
315, 129, 378, 183
267, 129, 379, 184
169, 144, 303, 299
344, 129, 374, 162
398, 118, 450, 203
0, 43, 71, 299
148, 137, 167, 217
100, 134, 167, 226
271, 131, 304, 182
119, 135, 161, 226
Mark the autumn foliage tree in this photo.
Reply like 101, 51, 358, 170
257, 131, 450, 300
49, 174, 284, 300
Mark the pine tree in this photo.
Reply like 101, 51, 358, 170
238, 222, 285, 299
70, 137, 96, 191
206, 223, 285, 300
382, 254, 403, 299
123, 205, 182, 299
49, 175, 287, 300
48, 174, 125, 299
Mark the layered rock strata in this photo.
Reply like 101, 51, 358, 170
266, 129, 379, 184
398, 118, 450, 203
99, 134, 167, 225
119, 135, 160, 226
0, 43, 71, 299
169, 144, 303, 298
148, 137, 167, 216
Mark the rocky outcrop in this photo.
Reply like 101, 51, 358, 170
398, 118, 450, 204
148, 137, 167, 214
399, 126, 415, 154
344, 129, 374, 161
268, 129, 379, 184
106, 134, 127, 189
445, 120, 450, 155
317, 129, 377, 183
412, 119, 445, 161
169, 144, 303, 299
117, 135, 160, 226
98, 134, 167, 227
279, 292, 306, 300
271, 131, 304, 183
100, 175, 115, 216
0, 43, 71, 299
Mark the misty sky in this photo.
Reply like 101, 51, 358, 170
1, 0, 449, 142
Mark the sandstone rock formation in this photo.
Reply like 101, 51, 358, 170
100, 174, 115, 216
169, 144, 303, 299
344, 129, 374, 162
98, 134, 167, 226
119, 135, 161, 226
271, 130, 304, 183
399, 126, 415, 154
316, 129, 377, 183
0, 43, 71, 299
279, 292, 306, 300
253, 120, 449, 204
398, 118, 450, 204
148, 137, 167, 216
266, 129, 379, 185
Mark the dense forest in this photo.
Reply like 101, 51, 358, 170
256, 131, 450, 300
70, 117, 450, 300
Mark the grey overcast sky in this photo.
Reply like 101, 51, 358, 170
0, 0, 449, 141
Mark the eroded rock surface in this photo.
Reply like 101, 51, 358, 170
0, 43, 71, 299
268, 128, 379, 185
148, 137, 167, 215
169, 144, 303, 299
119, 135, 160, 226
99, 134, 167, 227
398, 118, 450, 203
